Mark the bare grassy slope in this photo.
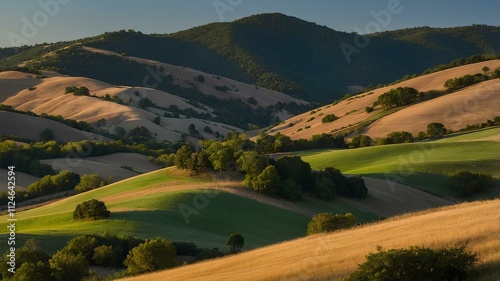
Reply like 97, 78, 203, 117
0, 110, 108, 142
0, 71, 42, 101
0, 72, 242, 142
0, 168, 39, 191
121, 199, 500, 281
40, 153, 159, 182
271, 60, 500, 139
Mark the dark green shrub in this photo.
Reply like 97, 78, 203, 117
451, 171, 493, 197
346, 245, 478, 281
306, 212, 356, 235
321, 114, 339, 123
195, 74, 205, 83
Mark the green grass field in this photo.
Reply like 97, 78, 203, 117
300, 127, 500, 197
0, 168, 378, 255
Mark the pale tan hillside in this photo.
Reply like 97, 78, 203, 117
83, 46, 308, 110
0, 111, 109, 142
40, 153, 159, 182
270, 60, 500, 139
0, 168, 39, 191
121, 199, 500, 281
0, 71, 42, 101
0, 72, 242, 142
363, 79, 500, 137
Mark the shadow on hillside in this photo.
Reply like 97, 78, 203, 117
361, 172, 457, 200
1, 233, 75, 256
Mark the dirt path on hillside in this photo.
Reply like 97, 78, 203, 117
339, 177, 455, 218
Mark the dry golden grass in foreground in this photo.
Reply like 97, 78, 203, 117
121, 199, 500, 281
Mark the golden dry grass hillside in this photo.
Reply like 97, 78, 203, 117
270, 60, 500, 139
0, 71, 242, 142
121, 199, 500, 281
363, 79, 500, 137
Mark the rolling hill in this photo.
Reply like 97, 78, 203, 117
0, 168, 383, 256
0, 70, 245, 142
270, 60, 500, 139
0, 110, 108, 142
120, 199, 500, 281
299, 127, 500, 199
82, 14, 500, 101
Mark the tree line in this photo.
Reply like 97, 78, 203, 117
374, 68, 499, 110
0, 231, 244, 280
0, 171, 110, 206
166, 133, 367, 201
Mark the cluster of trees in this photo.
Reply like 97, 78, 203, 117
0, 140, 56, 177
171, 133, 367, 201
459, 116, 500, 132
75, 174, 110, 193
451, 171, 493, 197
374, 131, 415, 146
256, 132, 345, 153
347, 245, 478, 281
349, 122, 449, 149
64, 86, 90, 96
27, 170, 80, 198
425, 122, 447, 139
306, 212, 357, 235
0, 170, 110, 206
421, 54, 500, 75
372, 69, 500, 112
349, 135, 373, 148
444, 69, 499, 91
1, 137, 178, 172
73, 199, 110, 220
374, 87, 419, 109
0, 232, 234, 280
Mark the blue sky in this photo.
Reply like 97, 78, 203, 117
1, 0, 499, 48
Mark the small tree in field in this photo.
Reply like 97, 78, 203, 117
39, 128, 55, 141
73, 199, 110, 220
306, 212, 356, 235
226, 233, 245, 254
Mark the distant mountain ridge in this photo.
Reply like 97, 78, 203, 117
1, 13, 499, 103
86, 13, 500, 101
